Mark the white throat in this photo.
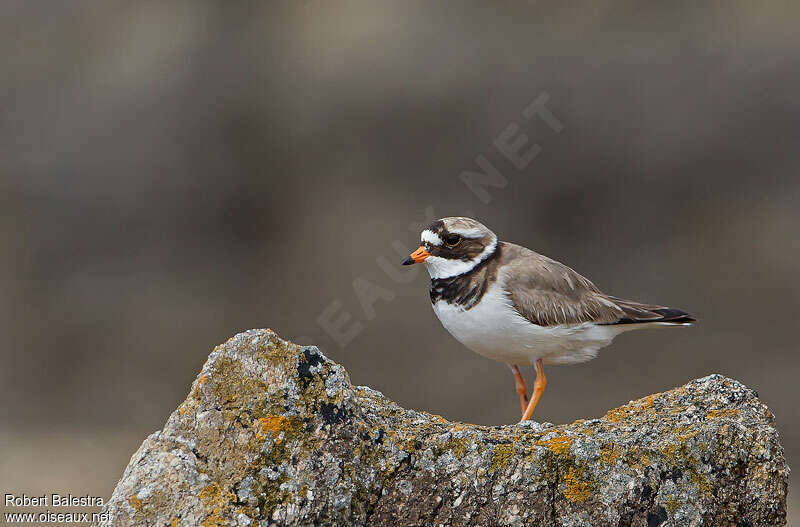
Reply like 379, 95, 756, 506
424, 237, 498, 279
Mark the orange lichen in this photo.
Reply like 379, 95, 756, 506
255, 415, 293, 442
563, 467, 593, 502
198, 483, 236, 527
127, 495, 142, 511
191, 375, 210, 400
706, 408, 739, 420
604, 407, 628, 423
606, 394, 659, 423
640, 393, 658, 408
170, 518, 180, 527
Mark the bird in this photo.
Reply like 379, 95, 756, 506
401, 217, 695, 423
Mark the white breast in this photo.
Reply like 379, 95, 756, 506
431, 280, 630, 365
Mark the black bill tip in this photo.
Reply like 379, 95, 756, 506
401, 256, 415, 266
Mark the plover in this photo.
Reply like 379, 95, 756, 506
401, 217, 695, 422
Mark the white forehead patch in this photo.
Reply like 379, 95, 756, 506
447, 227, 484, 239
421, 229, 443, 246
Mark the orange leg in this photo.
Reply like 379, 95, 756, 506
520, 359, 546, 422
509, 364, 529, 414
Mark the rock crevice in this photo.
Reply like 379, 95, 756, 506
99, 329, 789, 526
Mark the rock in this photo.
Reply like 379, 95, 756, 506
99, 329, 789, 527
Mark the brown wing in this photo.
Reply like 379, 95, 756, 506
498, 243, 694, 327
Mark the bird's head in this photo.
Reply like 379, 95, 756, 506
402, 217, 498, 279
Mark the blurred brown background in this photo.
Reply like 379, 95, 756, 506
1, 0, 797, 522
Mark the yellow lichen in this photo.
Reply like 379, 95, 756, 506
662, 443, 681, 464
626, 448, 652, 469
706, 408, 739, 420
563, 466, 593, 502
689, 471, 713, 498
600, 442, 623, 464
262, 341, 297, 367
255, 415, 292, 442
537, 435, 572, 456
445, 436, 470, 458
666, 495, 679, 513
170, 518, 180, 527
198, 483, 236, 527
490, 444, 515, 473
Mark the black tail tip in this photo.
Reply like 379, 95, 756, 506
653, 308, 696, 324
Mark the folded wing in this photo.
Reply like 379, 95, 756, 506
499, 243, 695, 327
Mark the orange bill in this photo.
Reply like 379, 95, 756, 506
401, 246, 431, 265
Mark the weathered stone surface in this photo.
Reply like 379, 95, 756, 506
100, 329, 789, 527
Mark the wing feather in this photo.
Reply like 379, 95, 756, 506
498, 243, 694, 327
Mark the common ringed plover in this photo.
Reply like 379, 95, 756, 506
401, 217, 695, 422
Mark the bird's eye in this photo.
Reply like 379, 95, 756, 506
445, 234, 462, 247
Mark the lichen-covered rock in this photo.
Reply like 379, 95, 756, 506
99, 329, 788, 527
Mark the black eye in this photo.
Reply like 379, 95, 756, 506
445, 234, 462, 247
